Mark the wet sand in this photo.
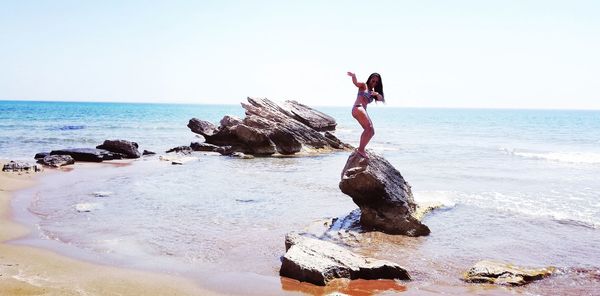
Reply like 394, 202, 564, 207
0, 162, 223, 296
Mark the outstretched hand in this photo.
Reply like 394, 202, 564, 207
347, 71, 355, 77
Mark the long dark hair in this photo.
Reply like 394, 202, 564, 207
367, 73, 384, 102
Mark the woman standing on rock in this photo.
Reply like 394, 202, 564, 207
347, 72, 385, 159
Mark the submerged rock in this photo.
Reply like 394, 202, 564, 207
166, 145, 193, 154
339, 150, 430, 236
142, 150, 156, 155
96, 139, 141, 158
75, 202, 102, 212
187, 97, 350, 156
280, 232, 410, 286
159, 155, 197, 165
462, 260, 556, 286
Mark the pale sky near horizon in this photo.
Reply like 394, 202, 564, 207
1, 0, 599, 109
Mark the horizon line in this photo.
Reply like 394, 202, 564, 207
1, 98, 599, 112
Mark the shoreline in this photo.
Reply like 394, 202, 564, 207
0, 161, 224, 296
2, 158, 598, 295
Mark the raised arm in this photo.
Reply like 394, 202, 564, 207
347, 72, 366, 90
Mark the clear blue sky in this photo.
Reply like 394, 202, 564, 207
1, 0, 599, 109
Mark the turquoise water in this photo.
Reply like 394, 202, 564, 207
3, 100, 600, 294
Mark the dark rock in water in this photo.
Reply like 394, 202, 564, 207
34, 152, 49, 160
339, 150, 430, 236
215, 145, 237, 156
96, 139, 141, 158
187, 97, 350, 156
166, 146, 193, 154
37, 155, 75, 168
50, 148, 123, 162
462, 260, 556, 286
142, 150, 156, 155
2, 161, 41, 172
190, 142, 220, 152
280, 232, 410, 286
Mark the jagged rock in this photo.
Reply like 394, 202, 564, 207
282, 100, 337, 131
187, 97, 350, 156
96, 139, 141, 158
187, 119, 219, 137
339, 150, 430, 236
462, 260, 556, 286
37, 155, 75, 168
230, 124, 276, 155
166, 146, 193, 154
2, 161, 41, 172
190, 142, 220, 152
49, 148, 122, 162
280, 232, 410, 286
220, 115, 243, 128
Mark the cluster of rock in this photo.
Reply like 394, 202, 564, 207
34, 140, 143, 168
279, 149, 431, 285
187, 98, 352, 156
2, 161, 42, 172
280, 149, 557, 287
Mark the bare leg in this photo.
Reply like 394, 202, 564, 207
352, 106, 374, 158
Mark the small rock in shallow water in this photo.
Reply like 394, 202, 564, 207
280, 232, 410, 286
462, 260, 556, 286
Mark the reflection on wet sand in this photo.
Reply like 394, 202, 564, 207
281, 277, 407, 296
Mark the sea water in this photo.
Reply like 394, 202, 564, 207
2, 100, 600, 294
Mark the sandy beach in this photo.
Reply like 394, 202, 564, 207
0, 162, 223, 296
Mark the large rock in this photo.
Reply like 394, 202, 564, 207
280, 233, 410, 286
339, 150, 430, 236
187, 97, 350, 156
96, 139, 141, 158
462, 260, 556, 286
49, 148, 123, 162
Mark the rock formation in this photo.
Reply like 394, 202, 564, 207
187, 98, 351, 156
339, 150, 430, 236
462, 260, 556, 286
280, 232, 410, 286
